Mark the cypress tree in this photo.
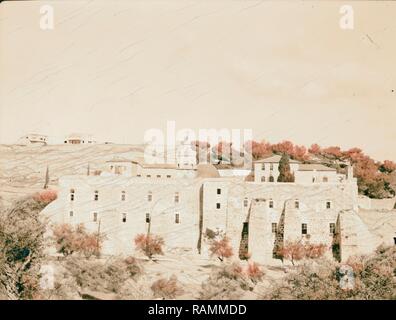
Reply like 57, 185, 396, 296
277, 154, 295, 182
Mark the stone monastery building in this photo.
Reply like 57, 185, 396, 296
42, 147, 388, 265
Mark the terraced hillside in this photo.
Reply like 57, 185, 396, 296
0, 144, 144, 206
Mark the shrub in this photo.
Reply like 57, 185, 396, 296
277, 241, 327, 265
209, 235, 233, 262
151, 275, 183, 299
265, 246, 396, 300
199, 261, 264, 299
134, 234, 164, 259
246, 262, 264, 283
33, 190, 57, 204
0, 195, 48, 299
52, 224, 104, 258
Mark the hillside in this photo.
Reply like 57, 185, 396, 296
0, 144, 144, 206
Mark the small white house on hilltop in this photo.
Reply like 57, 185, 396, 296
64, 133, 96, 145
18, 133, 48, 145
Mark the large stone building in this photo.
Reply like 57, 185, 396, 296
41, 154, 390, 264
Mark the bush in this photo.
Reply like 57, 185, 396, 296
209, 235, 233, 262
33, 190, 57, 204
52, 224, 104, 258
0, 195, 48, 299
276, 241, 327, 265
200, 261, 264, 299
134, 234, 164, 259
151, 275, 184, 299
265, 246, 396, 300
63, 256, 142, 294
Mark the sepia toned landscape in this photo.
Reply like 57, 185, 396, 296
0, 1, 395, 301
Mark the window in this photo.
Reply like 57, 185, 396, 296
330, 223, 335, 234
272, 223, 277, 233
269, 200, 274, 208
146, 213, 150, 223
216, 203, 221, 209
217, 188, 221, 195
137, 174, 141, 177
270, 163, 274, 170
302, 223, 307, 235
312, 177, 315, 183
157, 175, 161, 178
146, 175, 151, 178
295, 200, 299, 209
167, 175, 171, 178
174, 192, 179, 203
69, 211, 74, 217
94, 191, 99, 201
147, 192, 152, 202
121, 191, 126, 201
261, 176, 266, 182
122, 213, 127, 223
269, 175, 274, 182
93, 212, 98, 222
70, 189, 75, 201
243, 198, 248, 207
261, 163, 265, 170
326, 201, 331, 209
175, 213, 180, 224
323, 176, 329, 183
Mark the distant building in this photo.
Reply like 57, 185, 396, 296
19, 133, 48, 145
64, 133, 96, 145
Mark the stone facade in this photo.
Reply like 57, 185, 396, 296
41, 156, 391, 264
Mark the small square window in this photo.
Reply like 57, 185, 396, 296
122, 213, 127, 223
295, 201, 299, 209
94, 191, 99, 201
243, 198, 248, 207
157, 175, 161, 178
69, 211, 74, 217
167, 175, 171, 178
148, 192, 152, 202
216, 203, 221, 209
93, 212, 98, 222
121, 191, 126, 201
269, 200, 274, 208
302, 223, 307, 235
146, 213, 150, 223
217, 188, 221, 195
175, 213, 180, 224
272, 223, 277, 233
70, 194, 74, 201
330, 223, 335, 234
174, 192, 180, 203
137, 174, 141, 177
326, 201, 331, 209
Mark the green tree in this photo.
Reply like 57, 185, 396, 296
277, 154, 295, 182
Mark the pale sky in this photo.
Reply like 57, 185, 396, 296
0, 1, 395, 160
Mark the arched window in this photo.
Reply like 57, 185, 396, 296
323, 176, 328, 183
269, 175, 274, 182
261, 176, 266, 182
